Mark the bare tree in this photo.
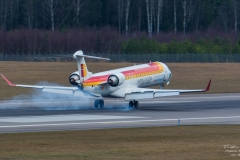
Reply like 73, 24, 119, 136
157, 0, 163, 34
146, 0, 152, 38
174, 0, 177, 34
125, 0, 131, 37
219, 0, 228, 31
0, 0, 8, 30
7, 0, 17, 30
76, 0, 84, 26
182, 0, 193, 35
118, 0, 123, 34
233, 0, 238, 33
26, 0, 34, 29
182, 0, 186, 35
0, 0, 4, 29
58, 1, 74, 29
150, 0, 153, 34
43, 0, 58, 31
153, 0, 157, 32
138, 0, 142, 32
195, 0, 201, 33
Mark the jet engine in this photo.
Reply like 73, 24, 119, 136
69, 73, 80, 86
107, 73, 125, 87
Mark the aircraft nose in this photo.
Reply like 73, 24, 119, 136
168, 69, 172, 80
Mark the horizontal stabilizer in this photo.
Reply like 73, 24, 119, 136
73, 50, 110, 60
35, 50, 110, 61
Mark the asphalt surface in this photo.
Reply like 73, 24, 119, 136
0, 93, 240, 133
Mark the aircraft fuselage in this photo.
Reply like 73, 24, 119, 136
77, 62, 172, 98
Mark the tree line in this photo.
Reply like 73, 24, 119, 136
0, 0, 240, 54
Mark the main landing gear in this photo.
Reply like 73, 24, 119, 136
129, 100, 139, 109
94, 99, 139, 109
94, 99, 104, 109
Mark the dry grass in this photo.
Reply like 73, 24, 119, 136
0, 62, 240, 100
0, 125, 240, 160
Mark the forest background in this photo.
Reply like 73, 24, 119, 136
0, 0, 240, 55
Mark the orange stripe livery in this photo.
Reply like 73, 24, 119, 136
81, 64, 87, 77
82, 62, 164, 87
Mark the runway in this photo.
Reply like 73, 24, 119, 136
0, 93, 240, 133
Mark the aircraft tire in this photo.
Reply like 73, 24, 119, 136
99, 99, 104, 108
129, 101, 134, 108
134, 101, 139, 109
94, 99, 99, 108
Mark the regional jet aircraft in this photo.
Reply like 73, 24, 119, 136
1, 50, 211, 109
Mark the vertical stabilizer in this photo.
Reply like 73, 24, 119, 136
73, 51, 92, 82
73, 50, 110, 82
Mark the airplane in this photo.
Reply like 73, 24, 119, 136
1, 50, 211, 109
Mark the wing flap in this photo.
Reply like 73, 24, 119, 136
1, 74, 100, 98
154, 91, 179, 97
132, 79, 211, 93
18, 85, 76, 90
125, 91, 180, 100
125, 79, 211, 100
125, 91, 153, 100
42, 88, 73, 95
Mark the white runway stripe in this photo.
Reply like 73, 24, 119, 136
1, 116, 240, 128
0, 114, 145, 123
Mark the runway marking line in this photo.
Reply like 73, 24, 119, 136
1, 116, 240, 128
0, 114, 146, 123
1, 94, 239, 104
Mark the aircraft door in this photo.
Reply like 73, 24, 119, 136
126, 72, 134, 94
130, 72, 135, 87
163, 70, 168, 82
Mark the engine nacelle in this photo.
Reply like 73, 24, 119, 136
69, 73, 80, 86
107, 73, 125, 87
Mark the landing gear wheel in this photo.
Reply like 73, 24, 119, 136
94, 100, 99, 108
129, 101, 134, 108
99, 99, 104, 108
134, 101, 139, 109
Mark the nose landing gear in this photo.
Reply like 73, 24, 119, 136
129, 100, 139, 109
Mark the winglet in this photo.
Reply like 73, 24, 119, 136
205, 79, 211, 91
1, 74, 16, 86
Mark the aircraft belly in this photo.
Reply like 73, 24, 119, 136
109, 81, 133, 98
84, 84, 122, 97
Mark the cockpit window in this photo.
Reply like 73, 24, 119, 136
169, 73, 172, 80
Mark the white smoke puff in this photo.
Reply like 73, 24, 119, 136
0, 81, 132, 111
0, 81, 93, 110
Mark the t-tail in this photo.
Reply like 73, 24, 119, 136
73, 50, 110, 82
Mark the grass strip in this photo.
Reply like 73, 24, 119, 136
0, 125, 240, 160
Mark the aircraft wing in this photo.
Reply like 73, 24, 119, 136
125, 79, 211, 100
1, 74, 99, 98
